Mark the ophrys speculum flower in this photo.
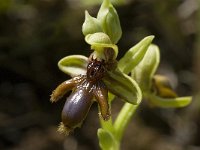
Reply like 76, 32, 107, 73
51, 57, 112, 134
51, 0, 192, 149
50, 34, 154, 135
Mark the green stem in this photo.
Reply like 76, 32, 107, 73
98, 89, 139, 150
114, 102, 139, 141
98, 101, 139, 150
100, 117, 114, 132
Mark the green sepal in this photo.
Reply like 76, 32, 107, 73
97, 0, 122, 44
82, 11, 102, 36
58, 55, 88, 77
85, 32, 118, 59
132, 44, 160, 92
113, 103, 138, 141
97, 128, 119, 150
148, 94, 192, 108
118, 36, 154, 74
103, 69, 142, 105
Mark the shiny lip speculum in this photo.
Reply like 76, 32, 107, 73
50, 57, 110, 134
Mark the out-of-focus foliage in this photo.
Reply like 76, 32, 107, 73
0, 0, 199, 150
80, 0, 126, 6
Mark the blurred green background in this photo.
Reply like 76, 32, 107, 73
0, 0, 199, 150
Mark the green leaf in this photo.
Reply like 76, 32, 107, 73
118, 36, 154, 74
97, 0, 122, 44
103, 69, 142, 104
97, 128, 119, 150
132, 44, 160, 92
82, 11, 102, 36
85, 32, 118, 59
148, 94, 192, 108
58, 55, 88, 77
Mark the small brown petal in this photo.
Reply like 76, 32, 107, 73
94, 81, 110, 121
50, 76, 84, 103
152, 75, 177, 98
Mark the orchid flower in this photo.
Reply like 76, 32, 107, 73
50, 0, 192, 149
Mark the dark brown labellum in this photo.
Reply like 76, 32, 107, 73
61, 81, 94, 131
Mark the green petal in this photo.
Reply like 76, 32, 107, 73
58, 55, 88, 77
103, 69, 142, 104
152, 75, 177, 98
132, 44, 160, 92
118, 36, 154, 74
148, 94, 192, 108
82, 11, 102, 36
85, 32, 112, 44
97, 128, 119, 150
85, 32, 118, 59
